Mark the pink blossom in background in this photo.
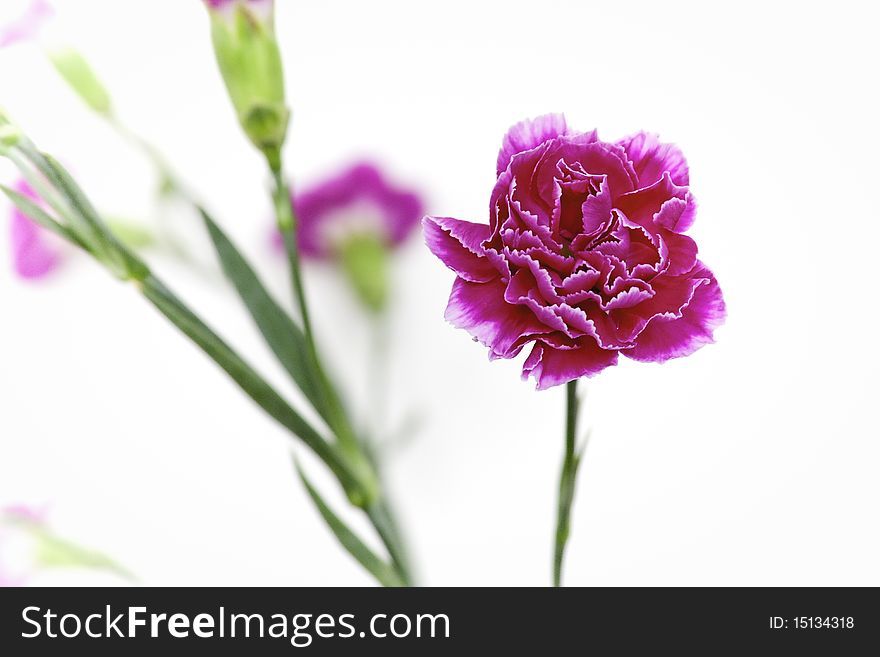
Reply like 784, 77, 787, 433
0, 0, 52, 48
0, 505, 45, 587
275, 161, 424, 259
7, 180, 63, 280
425, 114, 725, 389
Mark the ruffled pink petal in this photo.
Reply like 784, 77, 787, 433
617, 132, 689, 187
496, 113, 571, 175
661, 229, 698, 276
522, 337, 619, 390
615, 172, 690, 231
445, 277, 553, 359
624, 262, 725, 362
422, 216, 495, 283
654, 194, 697, 234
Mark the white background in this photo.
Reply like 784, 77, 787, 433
1, 0, 878, 586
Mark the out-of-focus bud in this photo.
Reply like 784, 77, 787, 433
339, 233, 389, 313
204, 0, 289, 168
271, 162, 425, 313
47, 48, 112, 116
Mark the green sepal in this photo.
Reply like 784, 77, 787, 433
210, 4, 288, 153
338, 233, 390, 313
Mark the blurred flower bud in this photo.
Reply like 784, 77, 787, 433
272, 162, 425, 312
204, 0, 289, 167
47, 47, 113, 116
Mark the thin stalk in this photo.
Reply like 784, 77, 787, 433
108, 116, 182, 199
271, 170, 315, 350
268, 160, 413, 585
554, 380, 582, 587
270, 168, 356, 450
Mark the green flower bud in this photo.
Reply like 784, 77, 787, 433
206, 0, 289, 165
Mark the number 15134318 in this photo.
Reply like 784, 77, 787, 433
770, 617, 854, 630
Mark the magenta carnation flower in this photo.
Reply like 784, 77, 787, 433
424, 115, 725, 390
280, 161, 424, 259
7, 180, 63, 280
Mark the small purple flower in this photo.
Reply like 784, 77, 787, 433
8, 179, 63, 280
424, 115, 725, 390
282, 161, 425, 259
0, 0, 52, 48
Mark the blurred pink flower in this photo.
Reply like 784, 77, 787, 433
275, 161, 425, 259
0, 504, 45, 587
7, 180, 63, 280
0, 0, 53, 48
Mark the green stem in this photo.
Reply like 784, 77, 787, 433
270, 168, 356, 451
138, 273, 367, 501
554, 380, 581, 587
268, 161, 413, 585
271, 171, 315, 346
108, 116, 183, 199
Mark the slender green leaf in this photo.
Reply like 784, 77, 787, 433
140, 273, 367, 502
32, 529, 135, 581
201, 209, 331, 424
365, 499, 413, 586
42, 154, 147, 280
0, 184, 77, 243
13, 143, 107, 255
296, 461, 403, 587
